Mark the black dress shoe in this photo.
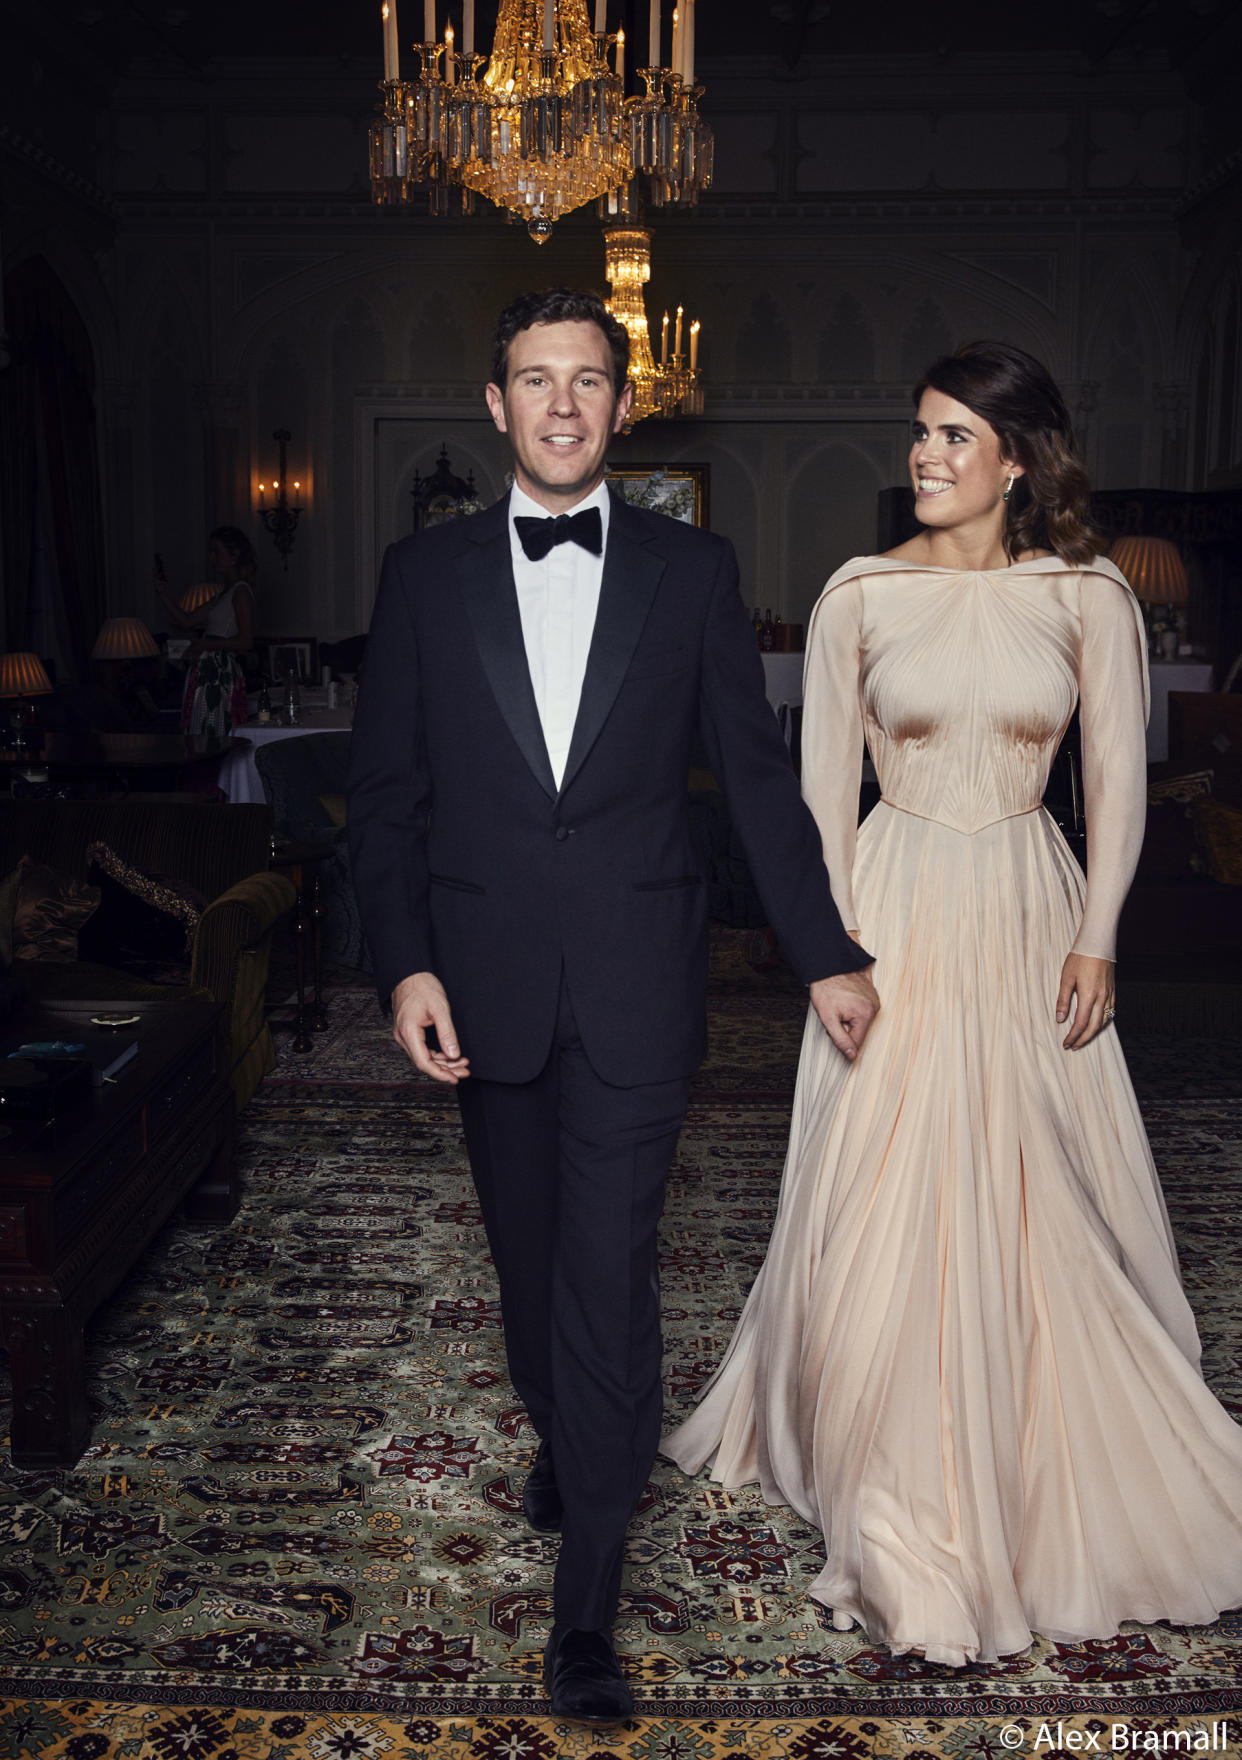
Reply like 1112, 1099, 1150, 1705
543, 1624, 634, 1724
522, 1439, 562, 1533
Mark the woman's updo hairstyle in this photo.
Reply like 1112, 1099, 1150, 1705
209, 525, 259, 582
915, 340, 1102, 567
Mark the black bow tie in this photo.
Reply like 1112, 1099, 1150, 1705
514, 505, 603, 563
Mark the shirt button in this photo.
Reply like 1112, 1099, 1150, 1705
555, 826, 570, 842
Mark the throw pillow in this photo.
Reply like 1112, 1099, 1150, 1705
11, 856, 101, 962
77, 842, 207, 980
1147, 768, 1214, 804
1190, 795, 1242, 885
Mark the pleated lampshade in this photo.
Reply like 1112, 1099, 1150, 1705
92, 617, 162, 661
0, 651, 54, 697
179, 581, 221, 613
1108, 535, 1189, 606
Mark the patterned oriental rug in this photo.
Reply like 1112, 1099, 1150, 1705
2, 940, 1240, 1760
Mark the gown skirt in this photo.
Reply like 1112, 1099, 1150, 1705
663, 795, 1242, 1666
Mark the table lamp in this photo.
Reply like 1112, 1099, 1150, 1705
1108, 535, 1189, 657
179, 582, 220, 613
91, 618, 162, 661
0, 651, 54, 752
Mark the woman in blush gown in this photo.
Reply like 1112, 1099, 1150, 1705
663, 341, 1242, 1667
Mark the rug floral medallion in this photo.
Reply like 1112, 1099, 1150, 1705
1, 958, 1240, 1760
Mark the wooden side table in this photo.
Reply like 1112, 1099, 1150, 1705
269, 839, 335, 1050
0, 1000, 235, 1466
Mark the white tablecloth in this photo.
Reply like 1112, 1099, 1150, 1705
220, 710, 353, 804
1147, 660, 1214, 763
760, 651, 805, 711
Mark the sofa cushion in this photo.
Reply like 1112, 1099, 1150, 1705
77, 841, 207, 982
11, 856, 100, 962
1191, 795, 1242, 885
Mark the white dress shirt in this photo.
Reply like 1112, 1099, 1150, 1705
507, 479, 611, 790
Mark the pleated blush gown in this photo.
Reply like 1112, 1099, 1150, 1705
663, 555, 1242, 1666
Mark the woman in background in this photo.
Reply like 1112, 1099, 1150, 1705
158, 525, 256, 734
664, 341, 1242, 1664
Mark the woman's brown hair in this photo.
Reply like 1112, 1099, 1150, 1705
915, 341, 1103, 566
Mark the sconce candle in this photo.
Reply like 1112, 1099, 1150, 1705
674, 304, 683, 360
689, 318, 699, 370
257, 429, 304, 571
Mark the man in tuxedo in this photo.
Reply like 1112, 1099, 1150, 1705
348, 288, 878, 1723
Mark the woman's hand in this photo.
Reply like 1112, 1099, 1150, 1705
1056, 952, 1116, 1050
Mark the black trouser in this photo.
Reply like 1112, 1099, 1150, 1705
456, 970, 689, 1630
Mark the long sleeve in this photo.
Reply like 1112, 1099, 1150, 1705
1071, 569, 1149, 962
800, 577, 866, 934
347, 540, 436, 1004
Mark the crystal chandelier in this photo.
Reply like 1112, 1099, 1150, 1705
369, 0, 713, 240
603, 226, 701, 428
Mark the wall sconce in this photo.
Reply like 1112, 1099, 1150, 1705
256, 428, 306, 570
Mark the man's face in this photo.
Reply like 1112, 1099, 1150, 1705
486, 319, 633, 514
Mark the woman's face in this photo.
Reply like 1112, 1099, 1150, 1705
908, 388, 1021, 532
209, 539, 238, 580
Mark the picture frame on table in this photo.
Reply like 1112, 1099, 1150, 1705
606, 463, 709, 528
257, 637, 318, 685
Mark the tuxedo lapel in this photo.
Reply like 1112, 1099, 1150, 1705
456, 497, 558, 801
559, 493, 666, 798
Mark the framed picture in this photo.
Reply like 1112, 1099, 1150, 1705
607, 463, 709, 528
257, 636, 319, 684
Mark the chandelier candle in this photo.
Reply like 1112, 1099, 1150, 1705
463, 0, 473, 51
649, 0, 659, 64
382, 0, 399, 81
424, 0, 434, 41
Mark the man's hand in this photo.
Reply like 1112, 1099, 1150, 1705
1056, 952, 1115, 1050
809, 965, 880, 1061
391, 971, 471, 1085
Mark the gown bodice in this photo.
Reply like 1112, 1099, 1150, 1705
859, 567, 1081, 834
801, 554, 1149, 963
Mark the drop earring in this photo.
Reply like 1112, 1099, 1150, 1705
1002, 473, 1015, 501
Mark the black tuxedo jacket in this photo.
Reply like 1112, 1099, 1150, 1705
347, 489, 868, 1087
